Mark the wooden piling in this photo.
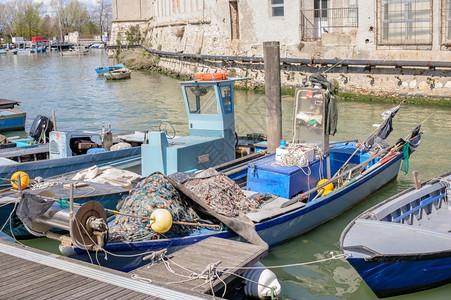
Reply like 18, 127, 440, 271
263, 41, 282, 153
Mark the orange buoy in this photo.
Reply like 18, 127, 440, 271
11, 171, 30, 190
195, 73, 228, 81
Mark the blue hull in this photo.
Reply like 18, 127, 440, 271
0, 109, 26, 132
0, 147, 141, 189
95, 64, 125, 74
347, 254, 451, 298
64, 150, 404, 272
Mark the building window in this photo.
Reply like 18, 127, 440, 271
444, 0, 451, 43
271, 0, 284, 17
378, 0, 432, 45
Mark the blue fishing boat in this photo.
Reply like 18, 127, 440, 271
0, 109, 26, 132
19, 75, 422, 272
0, 117, 142, 189
340, 171, 451, 298
95, 64, 125, 75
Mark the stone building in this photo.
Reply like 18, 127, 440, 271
110, 0, 451, 98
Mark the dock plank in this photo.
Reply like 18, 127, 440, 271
0, 240, 205, 300
131, 237, 267, 297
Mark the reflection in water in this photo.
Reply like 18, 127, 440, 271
2, 51, 451, 299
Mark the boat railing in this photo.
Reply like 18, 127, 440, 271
391, 192, 446, 224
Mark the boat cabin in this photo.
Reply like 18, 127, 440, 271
141, 77, 248, 176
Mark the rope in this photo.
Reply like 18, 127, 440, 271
274, 143, 311, 169
29, 180, 62, 190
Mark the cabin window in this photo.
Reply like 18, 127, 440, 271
377, 0, 432, 45
221, 86, 233, 114
270, 0, 284, 17
186, 85, 218, 115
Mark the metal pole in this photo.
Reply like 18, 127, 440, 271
263, 41, 282, 153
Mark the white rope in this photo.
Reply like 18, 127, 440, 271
29, 180, 62, 190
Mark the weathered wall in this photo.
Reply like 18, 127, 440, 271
110, 0, 451, 99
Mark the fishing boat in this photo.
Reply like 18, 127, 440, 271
16, 49, 33, 54
104, 68, 131, 80
60, 46, 89, 56
0, 120, 142, 189
17, 74, 423, 272
0, 109, 26, 132
340, 171, 451, 298
91, 43, 106, 49
95, 64, 125, 75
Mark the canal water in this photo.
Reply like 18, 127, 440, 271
1, 50, 451, 299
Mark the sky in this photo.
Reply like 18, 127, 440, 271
0, 0, 98, 8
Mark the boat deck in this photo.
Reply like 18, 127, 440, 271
0, 98, 21, 109
0, 239, 205, 299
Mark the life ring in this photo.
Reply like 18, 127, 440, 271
11, 171, 30, 190
195, 73, 228, 81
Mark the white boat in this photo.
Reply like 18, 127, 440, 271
104, 68, 131, 80
60, 46, 89, 56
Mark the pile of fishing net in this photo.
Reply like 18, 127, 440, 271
182, 170, 260, 217
109, 173, 199, 242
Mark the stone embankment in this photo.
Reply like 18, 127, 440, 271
112, 47, 451, 102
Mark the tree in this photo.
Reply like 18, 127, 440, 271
0, 1, 19, 41
60, 0, 90, 33
92, 0, 112, 33
40, 15, 59, 40
14, 0, 43, 40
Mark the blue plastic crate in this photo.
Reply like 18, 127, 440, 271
246, 154, 325, 199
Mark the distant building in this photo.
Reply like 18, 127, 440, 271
111, 0, 451, 61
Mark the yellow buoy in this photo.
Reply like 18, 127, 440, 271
11, 171, 30, 190
150, 209, 173, 233
316, 179, 334, 196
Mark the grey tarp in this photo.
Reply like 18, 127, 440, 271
16, 193, 55, 228
309, 73, 338, 136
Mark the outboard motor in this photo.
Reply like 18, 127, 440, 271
29, 115, 54, 143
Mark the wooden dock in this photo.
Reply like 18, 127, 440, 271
0, 239, 204, 299
0, 237, 267, 299
131, 237, 268, 298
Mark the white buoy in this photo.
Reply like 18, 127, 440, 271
243, 261, 281, 299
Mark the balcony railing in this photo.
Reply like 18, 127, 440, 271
301, 7, 358, 41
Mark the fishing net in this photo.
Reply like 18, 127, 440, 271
109, 173, 199, 242
183, 170, 260, 217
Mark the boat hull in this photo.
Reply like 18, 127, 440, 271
347, 253, 451, 298
0, 109, 26, 132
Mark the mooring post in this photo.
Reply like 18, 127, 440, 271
263, 41, 282, 153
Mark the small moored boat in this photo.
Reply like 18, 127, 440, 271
95, 64, 125, 75
60, 46, 89, 56
0, 109, 26, 132
104, 68, 131, 80
340, 172, 451, 298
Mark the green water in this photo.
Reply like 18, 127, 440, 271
1, 51, 450, 299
